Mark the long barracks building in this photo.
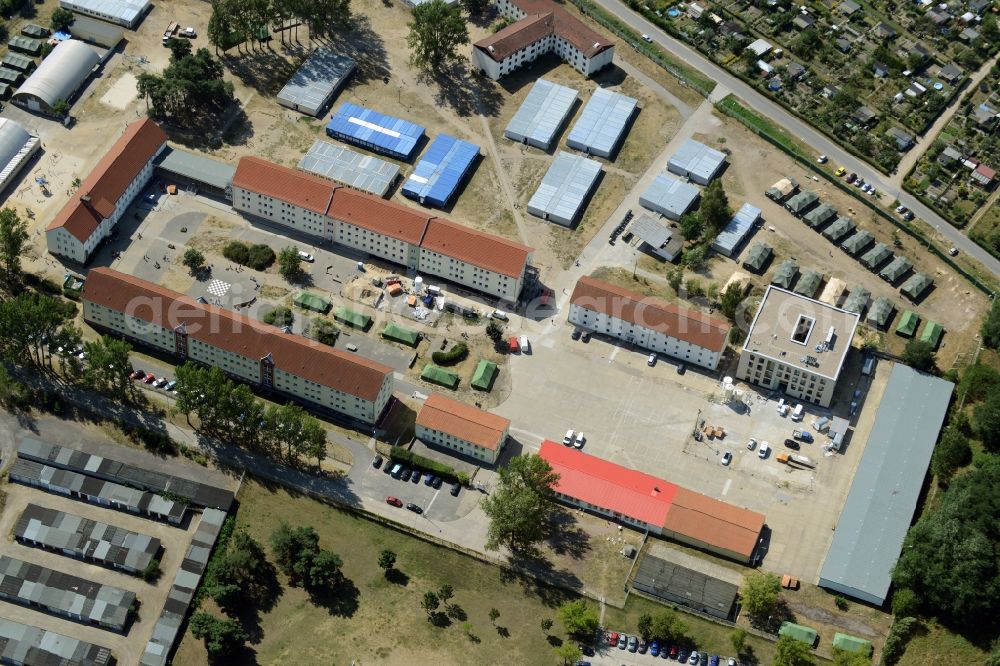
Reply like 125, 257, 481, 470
81, 268, 394, 425
231, 157, 534, 302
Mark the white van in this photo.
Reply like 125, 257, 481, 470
862, 357, 875, 376
791, 404, 804, 421
519, 335, 530, 353
427, 285, 441, 296
491, 310, 508, 321
563, 429, 575, 445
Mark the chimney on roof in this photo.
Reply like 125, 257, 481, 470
80, 194, 91, 202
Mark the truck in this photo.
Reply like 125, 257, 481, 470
776, 453, 816, 468
792, 429, 814, 443
162, 22, 179, 45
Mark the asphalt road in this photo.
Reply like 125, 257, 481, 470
593, 0, 1000, 277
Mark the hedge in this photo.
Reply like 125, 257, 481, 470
431, 342, 468, 366
223, 241, 275, 270
387, 447, 458, 481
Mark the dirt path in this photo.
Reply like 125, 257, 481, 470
478, 114, 531, 246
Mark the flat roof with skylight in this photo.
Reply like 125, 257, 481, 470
743, 286, 860, 380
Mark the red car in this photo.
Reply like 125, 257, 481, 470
129, 369, 144, 380
385, 496, 403, 508
143, 373, 156, 384
607, 632, 619, 646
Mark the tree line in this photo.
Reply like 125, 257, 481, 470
207, 0, 351, 52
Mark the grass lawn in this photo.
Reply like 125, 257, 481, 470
897, 620, 989, 666
715, 96, 815, 164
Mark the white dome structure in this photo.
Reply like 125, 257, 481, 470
13, 40, 100, 115
0, 118, 40, 196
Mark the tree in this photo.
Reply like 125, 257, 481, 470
540, 618, 553, 632
681, 243, 708, 271
0, 208, 29, 292
486, 319, 505, 342
699, 180, 732, 233
637, 613, 654, 640
974, 386, 1000, 450
182, 248, 206, 273
81, 337, 133, 402
554, 642, 583, 665
50, 7, 75, 31
488, 607, 500, 624
680, 212, 703, 240
740, 571, 781, 623
902, 339, 937, 373
480, 454, 559, 553
190, 612, 248, 661
305, 549, 343, 588
407, 0, 470, 71
270, 522, 338, 589
422, 591, 441, 617
461, 0, 490, 14
931, 426, 970, 485
720, 282, 745, 321
667, 266, 684, 293
378, 549, 396, 576
730, 628, 748, 656
558, 600, 600, 638
0, 365, 25, 408
773, 635, 816, 666
830, 648, 871, 666
166, 37, 193, 60
52, 99, 71, 117
137, 47, 234, 126
204, 530, 273, 608
438, 584, 454, 606
958, 363, 1000, 403
278, 246, 303, 281
649, 609, 686, 643
983, 298, 1000, 349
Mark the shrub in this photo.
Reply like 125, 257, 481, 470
247, 244, 276, 270
141, 558, 162, 583
223, 241, 250, 265
310, 320, 340, 346
432, 342, 468, 366
388, 447, 458, 481
891, 588, 919, 618
263, 307, 293, 327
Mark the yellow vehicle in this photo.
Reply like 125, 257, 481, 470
835, 167, 846, 177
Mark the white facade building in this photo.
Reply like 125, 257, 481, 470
568, 276, 731, 370
472, 0, 615, 80
415, 393, 510, 464
46, 119, 167, 264
81, 268, 394, 425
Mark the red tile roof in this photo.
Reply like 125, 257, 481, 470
328, 186, 431, 245
974, 163, 996, 181
416, 393, 510, 451
422, 217, 532, 278
233, 156, 336, 214
474, 0, 612, 59
46, 118, 167, 243
82, 268, 392, 401
539, 441, 765, 559
570, 276, 731, 353
474, 13, 556, 62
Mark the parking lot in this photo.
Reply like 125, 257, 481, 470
496, 319, 890, 582
358, 455, 470, 523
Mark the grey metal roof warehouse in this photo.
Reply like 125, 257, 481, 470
10, 458, 186, 524
566, 87, 638, 158
666, 138, 726, 184
58, 0, 150, 29
818, 364, 954, 605
18, 437, 235, 510
277, 48, 356, 116
141, 508, 228, 666
633, 555, 738, 620
0, 117, 40, 196
298, 139, 400, 197
639, 173, 700, 220
527, 151, 602, 226
630, 213, 682, 261
504, 79, 578, 150
154, 146, 236, 196
712, 202, 760, 256
841, 229, 874, 255
15, 503, 161, 574
0, 619, 112, 666
67, 14, 126, 48
0, 556, 135, 632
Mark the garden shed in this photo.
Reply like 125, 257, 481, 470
741, 242, 773, 273
779, 622, 818, 646
803, 203, 837, 228
822, 216, 856, 243
920, 321, 943, 348
793, 270, 823, 298
866, 297, 895, 328
896, 310, 919, 337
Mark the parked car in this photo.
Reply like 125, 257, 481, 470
721, 451, 732, 466
412, 470, 422, 484
385, 496, 402, 507
617, 634, 628, 650
647, 353, 657, 366
563, 429, 576, 445
143, 373, 156, 384
424, 474, 435, 486
746, 438, 757, 451
709, 656, 720, 666
689, 651, 700, 664
571, 328, 582, 341
450, 483, 461, 496
638, 638, 648, 653
895, 204, 908, 214
432, 476, 443, 489
155, 377, 169, 388
390, 463, 403, 478
700, 652, 708, 666
607, 632, 619, 647
642, 33, 653, 41
165, 380, 177, 391
670, 646, 680, 659
949, 247, 959, 256
581, 331, 591, 343
758, 442, 771, 459
383, 461, 394, 475
405, 502, 423, 514
297, 251, 315, 262
574, 432, 586, 449
678, 648, 690, 662
727, 658, 737, 666
846, 172, 857, 184
372, 455, 383, 469
783, 438, 801, 450
835, 167, 846, 176
579, 644, 595, 656
179, 26, 197, 37
650, 641, 661, 657
816, 154, 827, 163
628, 635, 638, 652
400, 468, 412, 482
130, 369, 145, 380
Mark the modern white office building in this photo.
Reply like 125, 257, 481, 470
46, 118, 167, 263
415, 393, 510, 464
81, 268, 395, 425
736, 286, 860, 407
568, 276, 732, 370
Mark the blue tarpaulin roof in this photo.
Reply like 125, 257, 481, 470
326, 102, 425, 161
401, 134, 479, 208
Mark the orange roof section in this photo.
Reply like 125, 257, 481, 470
416, 393, 510, 451
47, 118, 167, 242
474, 13, 556, 62
327, 186, 431, 245
664, 487, 766, 560
570, 276, 731, 352
509, 0, 612, 58
82, 268, 392, 401
422, 217, 532, 278
233, 156, 337, 214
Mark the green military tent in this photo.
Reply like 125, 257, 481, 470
471, 359, 498, 391
293, 291, 331, 313
920, 321, 943, 349
0, 83, 9, 100
822, 216, 856, 243
382, 322, 420, 347
741, 242, 773, 273
421, 364, 459, 389
771, 259, 799, 289
7, 35, 41, 56
786, 190, 818, 216
803, 203, 837, 228
896, 310, 919, 337
879, 255, 912, 283
334, 306, 372, 330
779, 622, 818, 646
21, 24, 49, 39
2, 53, 34, 72
901, 272, 933, 301
793, 270, 823, 298
842, 287, 871, 315
833, 633, 872, 656
861, 242, 891, 270
0, 68, 22, 85
867, 297, 894, 328
840, 229, 874, 255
